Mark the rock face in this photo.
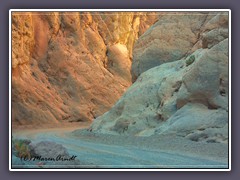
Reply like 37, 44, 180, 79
91, 12, 229, 143
12, 12, 158, 127
131, 12, 218, 81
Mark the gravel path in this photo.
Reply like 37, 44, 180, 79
12, 128, 228, 169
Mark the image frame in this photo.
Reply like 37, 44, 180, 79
9, 8, 232, 172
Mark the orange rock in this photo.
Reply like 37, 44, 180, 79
11, 12, 158, 128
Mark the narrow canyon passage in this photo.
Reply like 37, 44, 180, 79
11, 11, 229, 169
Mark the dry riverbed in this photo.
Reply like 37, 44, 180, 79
11, 125, 228, 169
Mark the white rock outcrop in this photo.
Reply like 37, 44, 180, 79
91, 12, 229, 143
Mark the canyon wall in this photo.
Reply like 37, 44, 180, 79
91, 12, 229, 143
11, 12, 158, 127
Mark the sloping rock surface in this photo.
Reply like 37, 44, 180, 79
91, 12, 229, 143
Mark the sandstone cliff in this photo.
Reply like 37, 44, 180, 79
11, 12, 158, 127
91, 12, 229, 144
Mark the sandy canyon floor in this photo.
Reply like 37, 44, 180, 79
12, 125, 228, 169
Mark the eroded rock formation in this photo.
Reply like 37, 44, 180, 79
91, 12, 229, 143
12, 12, 158, 127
